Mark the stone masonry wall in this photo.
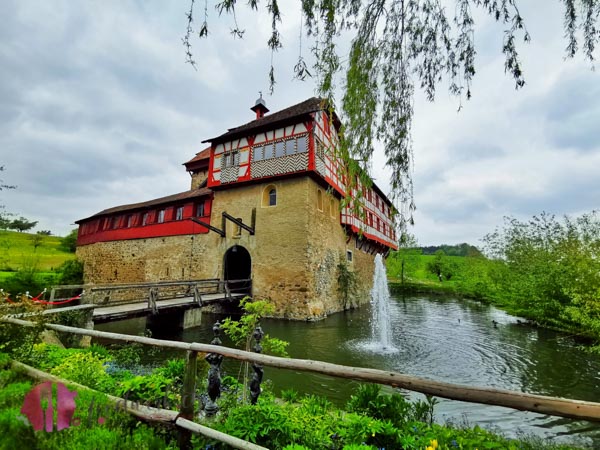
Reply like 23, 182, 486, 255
76, 175, 377, 319
304, 183, 375, 319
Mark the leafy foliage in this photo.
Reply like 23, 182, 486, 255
60, 229, 78, 253
0, 358, 178, 449
337, 258, 358, 309
56, 259, 84, 285
483, 211, 600, 334
389, 211, 600, 343
8, 217, 37, 233
426, 250, 459, 281
194, 383, 574, 450
50, 351, 115, 391
421, 243, 482, 257
221, 297, 289, 357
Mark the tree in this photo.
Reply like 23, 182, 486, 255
57, 260, 84, 285
390, 232, 421, 284
0, 166, 16, 193
427, 249, 456, 281
483, 211, 600, 327
29, 234, 43, 252
9, 217, 37, 233
0, 165, 16, 228
184, 1, 599, 226
60, 229, 78, 253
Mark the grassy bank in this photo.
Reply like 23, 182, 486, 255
0, 230, 74, 273
0, 230, 80, 295
0, 345, 584, 450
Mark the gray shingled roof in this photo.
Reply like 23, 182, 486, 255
76, 188, 212, 223
203, 97, 332, 144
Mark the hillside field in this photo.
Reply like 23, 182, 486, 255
0, 230, 75, 274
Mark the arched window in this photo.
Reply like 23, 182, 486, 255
262, 185, 277, 207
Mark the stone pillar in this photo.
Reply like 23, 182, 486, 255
182, 307, 203, 329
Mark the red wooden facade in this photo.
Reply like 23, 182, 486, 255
76, 190, 212, 246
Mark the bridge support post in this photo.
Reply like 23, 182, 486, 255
182, 307, 203, 329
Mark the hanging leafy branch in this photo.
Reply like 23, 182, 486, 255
182, 0, 599, 227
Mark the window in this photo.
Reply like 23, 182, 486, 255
222, 151, 239, 168
275, 140, 285, 157
252, 145, 264, 161
263, 143, 274, 159
296, 135, 308, 153
330, 198, 336, 218
126, 215, 134, 228
346, 250, 353, 262
196, 202, 205, 217
157, 209, 165, 223
111, 216, 119, 229
262, 185, 277, 207
142, 212, 149, 226
175, 206, 184, 221
317, 189, 323, 211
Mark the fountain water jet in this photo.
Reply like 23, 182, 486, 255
347, 253, 399, 354
359, 253, 399, 354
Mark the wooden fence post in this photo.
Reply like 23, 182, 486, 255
178, 350, 198, 449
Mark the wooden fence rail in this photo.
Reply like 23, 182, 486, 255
11, 360, 267, 450
3, 315, 600, 423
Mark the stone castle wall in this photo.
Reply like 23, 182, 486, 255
77, 176, 376, 319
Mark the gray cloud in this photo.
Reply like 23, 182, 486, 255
1, 0, 598, 247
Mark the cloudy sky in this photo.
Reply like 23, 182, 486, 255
1, 1, 598, 247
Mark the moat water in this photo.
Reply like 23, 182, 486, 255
97, 295, 600, 447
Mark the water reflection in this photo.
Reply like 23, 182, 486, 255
96, 295, 600, 447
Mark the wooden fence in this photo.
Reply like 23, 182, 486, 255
2, 315, 600, 449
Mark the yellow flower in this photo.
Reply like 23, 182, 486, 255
426, 447, 434, 450
431, 439, 438, 449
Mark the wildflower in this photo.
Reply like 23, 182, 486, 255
431, 439, 438, 449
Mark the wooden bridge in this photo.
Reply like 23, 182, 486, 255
45, 278, 251, 325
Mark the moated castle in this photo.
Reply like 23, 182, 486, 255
75, 97, 397, 319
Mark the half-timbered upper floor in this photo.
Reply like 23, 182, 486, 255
75, 97, 397, 250
204, 97, 397, 249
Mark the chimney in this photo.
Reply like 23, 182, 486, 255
250, 92, 269, 120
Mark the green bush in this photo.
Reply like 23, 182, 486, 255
50, 351, 114, 392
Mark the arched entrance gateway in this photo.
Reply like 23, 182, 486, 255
223, 245, 252, 296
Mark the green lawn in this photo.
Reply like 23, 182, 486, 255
0, 230, 75, 272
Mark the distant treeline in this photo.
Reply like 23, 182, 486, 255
419, 243, 482, 257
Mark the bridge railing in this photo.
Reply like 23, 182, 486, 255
45, 278, 252, 308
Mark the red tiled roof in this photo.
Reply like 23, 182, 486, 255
203, 97, 336, 144
183, 147, 211, 166
76, 188, 212, 223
